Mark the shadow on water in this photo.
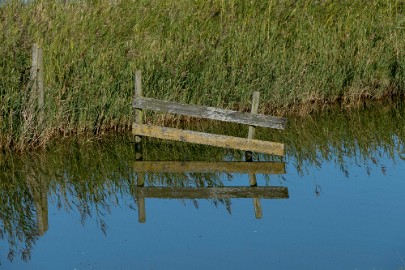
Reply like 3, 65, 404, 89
0, 101, 404, 264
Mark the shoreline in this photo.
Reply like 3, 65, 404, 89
1, 96, 404, 151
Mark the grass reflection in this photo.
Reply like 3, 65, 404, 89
0, 102, 404, 263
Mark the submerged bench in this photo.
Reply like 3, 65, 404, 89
132, 71, 287, 156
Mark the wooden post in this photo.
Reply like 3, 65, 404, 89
246, 91, 262, 218
246, 91, 260, 161
137, 172, 146, 223
133, 71, 145, 224
29, 43, 45, 127
135, 142, 143, 162
134, 70, 143, 160
36, 183, 49, 236
25, 161, 49, 236
249, 174, 262, 219
37, 46, 44, 126
253, 197, 262, 218
134, 70, 143, 142
136, 153, 146, 223
137, 199, 146, 223
30, 44, 38, 95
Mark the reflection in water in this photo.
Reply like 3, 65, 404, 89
132, 141, 287, 223
0, 102, 404, 266
0, 141, 287, 263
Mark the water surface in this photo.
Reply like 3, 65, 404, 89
1, 103, 405, 270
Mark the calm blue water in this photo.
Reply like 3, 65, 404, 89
1, 146, 404, 270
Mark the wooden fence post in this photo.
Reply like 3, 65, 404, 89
37, 46, 44, 126
134, 70, 143, 160
137, 172, 146, 223
30, 44, 38, 95
35, 180, 49, 236
134, 70, 143, 141
131, 70, 146, 222
246, 91, 260, 161
246, 91, 262, 219
29, 43, 45, 127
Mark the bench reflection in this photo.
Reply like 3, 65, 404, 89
133, 159, 288, 223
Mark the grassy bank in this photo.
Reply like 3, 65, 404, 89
1, 0, 404, 149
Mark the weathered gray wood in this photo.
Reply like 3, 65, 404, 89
246, 91, 263, 218
246, 91, 260, 161
248, 91, 260, 140
132, 124, 285, 156
134, 70, 143, 143
133, 161, 285, 174
133, 97, 287, 130
27, 44, 45, 127
37, 46, 44, 126
30, 44, 38, 94
133, 186, 289, 199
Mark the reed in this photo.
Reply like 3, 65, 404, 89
1, 0, 404, 149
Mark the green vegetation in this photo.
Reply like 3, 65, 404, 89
1, 0, 404, 149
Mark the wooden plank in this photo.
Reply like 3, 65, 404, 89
133, 97, 287, 130
132, 124, 285, 156
133, 186, 289, 199
133, 161, 285, 174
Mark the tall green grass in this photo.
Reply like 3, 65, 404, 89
1, 0, 404, 149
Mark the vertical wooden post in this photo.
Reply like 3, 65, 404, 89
26, 160, 49, 236
249, 175, 262, 219
246, 91, 260, 162
137, 196, 146, 223
29, 43, 45, 127
29, 43, 39, 115
133, 70, 145, 223
36, 183, 49, 236
137, 172, 146, 223
134, 70, 143, 141
246, 91, 262, 219
37, 46, 44, 126
30, 44, 38, 94
134, 70, 143, 160
253, 197, 262, 219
